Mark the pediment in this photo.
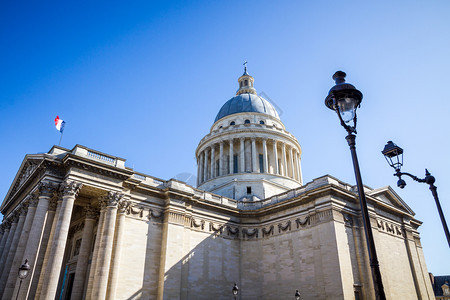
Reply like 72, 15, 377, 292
368, 186, 415, 215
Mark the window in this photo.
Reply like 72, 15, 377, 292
245, 80, 248, 86
216, 160, 220, 176
247, 186, 252, 194
259, 154, 264, 173
230, 121, 235, 125
259, 120, 265, 125
244, 119, 250, 124
226, 155, 230, 174
219, 126, 223, 129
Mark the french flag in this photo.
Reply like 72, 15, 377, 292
54, 116, 66, 133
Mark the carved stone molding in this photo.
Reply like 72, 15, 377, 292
48, 197, 58, 211
191, 218, 205, 230
310, 209, 333, 224
103, 191, 124, 208
29, 194, 39, 208
60, 180, 83, 198
278, 220, 291, 233
262, 225, 274, 237
38, 181, 57, 198
148, 209, 163, 220
342, 213, 353, 227
242, 228, 258, 238
296, 216, 310, 228
167, 211, 185, 225
10, 213, 19, 224
117, 200, 130, 214
126, 202, 144, 217
18, 204, 28, 216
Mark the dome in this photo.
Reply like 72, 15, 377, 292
214, 93, 280, 123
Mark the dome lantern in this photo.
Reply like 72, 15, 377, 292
236, 62, 257, 95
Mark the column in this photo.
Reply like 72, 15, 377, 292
251, 138, 257, 172
91, 191, 122, 300
219, 142, 224, 176
290, 147, 295, 179
273, 140, 279, 175
282, 143, 287, 176
0, 218, 18, 277
35, 198, 62, 299
68, 205, 96, 300
199, 154, 204, 185
196, 157, 200, 186
229, 139, 234, 174
203, 149, 209, 182
107, 199, 129, 299
85, 199, 106, 299
0, 207, 26, 299
210, 146, 215, 178
296, 151, 302, 183
240, 138, 245, 173
39, 180, 82, 300
262, 139, 268, 173
0, 224, 10, 261
28, 198, 57, 299
16, 182, 55, 299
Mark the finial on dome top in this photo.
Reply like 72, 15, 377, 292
243, 61, 248, 75
236, 62, 256, 95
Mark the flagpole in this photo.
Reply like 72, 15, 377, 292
58, 131, 64, 146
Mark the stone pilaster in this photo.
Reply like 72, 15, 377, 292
262, 139, 268, 173
16, 181, 55, 299
240, 138, 245, 173
71, 205, 97, 300
91, 191, 122, 300
39, 179, 82, 300
107, 199, 129, 299
219, 142, 224, 176
282, 143, 287, 176
0, 208, 26, 298
251, 138, 257, 172
229, 139, 234, 174
273, 140, 279, 175
210, 146, 215, 178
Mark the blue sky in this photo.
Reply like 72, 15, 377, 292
1, 1, 449, 274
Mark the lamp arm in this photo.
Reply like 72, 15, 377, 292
395, 171, 426, 183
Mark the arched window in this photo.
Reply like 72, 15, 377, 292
230, 121, 235, 126
259, 120, 265, 125
244, 80, 248, 86
244, 119, 250, 124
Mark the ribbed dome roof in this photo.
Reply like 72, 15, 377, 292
214, 93, 280, 122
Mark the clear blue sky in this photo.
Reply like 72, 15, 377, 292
1, 1, 449, 274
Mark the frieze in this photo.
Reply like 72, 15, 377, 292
190, 218, 205, 230
310, 210, 333, 224
148, 209, 163, 220
65, 160, 129, 180
167, 211, 185, 225
296, 216, 310, 228
262, 225, 274, 237
242, 228, 258, 238
342, 213, 353, 227
118, 200, 131, 214
278, 220, 291, 233
126, 202, 145, 217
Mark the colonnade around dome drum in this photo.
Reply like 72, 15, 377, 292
197, 137, 302, 186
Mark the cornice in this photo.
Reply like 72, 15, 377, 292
63, 155, 132, 180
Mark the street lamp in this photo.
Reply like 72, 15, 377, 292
294, 289, 301, 300
16, 259, 30, 300
325, 71, 386, 300
382, 140, 450, 247
232, 282, 239, 300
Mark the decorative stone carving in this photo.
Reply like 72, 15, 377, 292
377, 219, 385, 230
38, 181, 57, 197
262, 225, 274, 237
226, 226, 239, 237
28, 194, 39, 208
48, 197, 58, 211
296, 216, 310, 228
84, 205, 97, 219
148, 209, 163, 220
209, 222, 223, 234
16, 161, 38, 191
342, 213, 353, 227
118, 200, 130, 214
60, 180, 83, 197
242, 228, 258, 238
278, 220, 291, 233
191, 218, 205, 230
126, 202, 144, 217
104, 191, 124, 207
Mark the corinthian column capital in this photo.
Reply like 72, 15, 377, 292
101, 191, 124, 208
60, 180, 83, 198
38, 181, 57, 197
117, 199, 131, 214
84, 205, 98, 219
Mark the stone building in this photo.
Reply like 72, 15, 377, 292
0, 69, 434, 299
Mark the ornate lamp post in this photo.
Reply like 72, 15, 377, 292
382, 140, 450, 247
294, 289, 301, 300
232, 282, 239, 300
325, 71, 386, 300
16, 259, 30, 300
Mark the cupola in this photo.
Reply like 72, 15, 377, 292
236, 62, 256, 95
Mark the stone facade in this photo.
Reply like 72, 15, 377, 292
0, 70, 434, 299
